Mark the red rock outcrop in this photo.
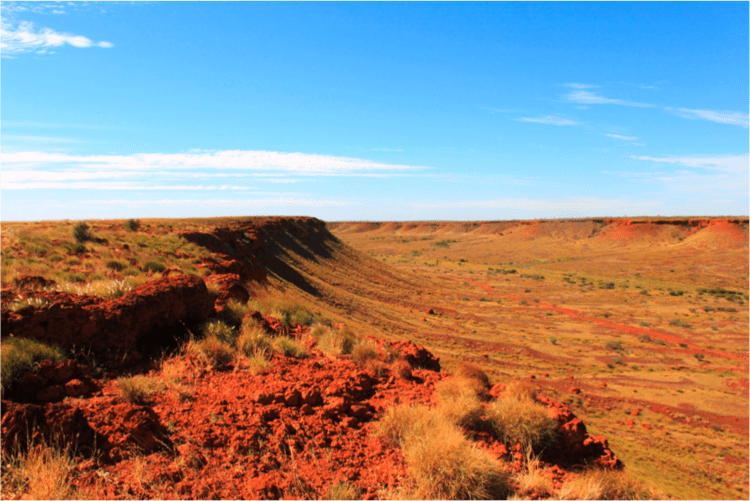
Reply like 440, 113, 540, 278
1, 275, 213, 355
538, 394, 623, 469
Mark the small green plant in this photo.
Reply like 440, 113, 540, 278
115, 375, 164, 404
549, 336, 558, 345
694, 353, 705, 362
605, 340, 623, 351
237, 323, 272, 356
72, 222, 91, 243
670, 318, 693, 329
679, 343, 689, 348
70, 243, 87, 255
1, 337, 65, 394
125, 219, 141, 232
637, 334, 651, 342
143, 261, 166, 273
202, 320, 238, 345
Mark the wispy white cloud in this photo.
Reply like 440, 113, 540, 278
605, 134, 638, 141
630, 154, 749, 195
666, 108, 749, 128
1, 149, 428, 190
3, 135, 83, 144
564, 83, 600, 89
564, 90, 654, 108
409, 197, 658, 211
0, 20, 113, 55
85, 197, 354, 209
517, 115, 578, 126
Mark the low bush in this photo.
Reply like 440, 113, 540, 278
485, 394, 559, 455
105, 260, 127, 271
272, 336, 307, 358
143, 261, 166, 273
115, 375, 164, 404
1, 338, 65, 395
452, 362, 491, 391
125, 219, 141, 232
67, 272, 87, 283
72, 222, 91, 243
244, 352, 272, 375
558, 468, 656, 500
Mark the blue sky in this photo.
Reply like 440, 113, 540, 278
2, 1, 748, 221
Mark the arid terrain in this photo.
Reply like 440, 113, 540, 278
1, 216, 747, 499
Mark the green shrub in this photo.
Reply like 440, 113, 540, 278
485, 395, 559, 455
67, 273, 87, 283
105, 260, 127, 271
143, 261, 166, 273
605, 340, 623, 351
49, 254, 64, 263
125, 219, 141, 232
72, 222, 91, 243
70, 243, 87, 255
1, 338, 65, 394
272, 336, 307, 358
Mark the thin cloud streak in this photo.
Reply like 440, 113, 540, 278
517, 115, 578, 126
409, 197, 658, 211
666, 108, 749, 128
632, 154, 749, 173
564, 90, 654, 108
606, 134, 638, 141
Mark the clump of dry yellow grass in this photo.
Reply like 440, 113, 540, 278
326, 480, 362, 500
434, 377, 485, 429
558, 468, 658, 500
1, 439, 86, 500
115, 374, 164, 404
485, 392, 559, 456
375, 404, 512, 500
512, 454, 553, 499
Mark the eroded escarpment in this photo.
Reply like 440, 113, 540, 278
1, 274, 214, 356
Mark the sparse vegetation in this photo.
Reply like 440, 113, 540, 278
125, 219, 141, 232
1, 337, 65, 395
272, 336, 308, 358
558, 468, 657, 500
116, 375, 164, 404
143, 260, 167, 273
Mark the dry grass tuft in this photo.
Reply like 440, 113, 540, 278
1, 439, 85, 500
116, 375, 164, 404
558, 468, 658, 500
453, 362, 492, 391
326, 480, 362, 500
485, 394, 558, 455
513, 454, 553, 499
236, 323, 272, 356
186, 335, 236, 368
272, 336, 308, 359
434, 377, 485, 429
351, 338, 379, 365
315, 326, 357, 358
390, 358, 412, 379
375, 404, 512, 500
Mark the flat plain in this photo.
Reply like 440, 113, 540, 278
323, 218, 749, 500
